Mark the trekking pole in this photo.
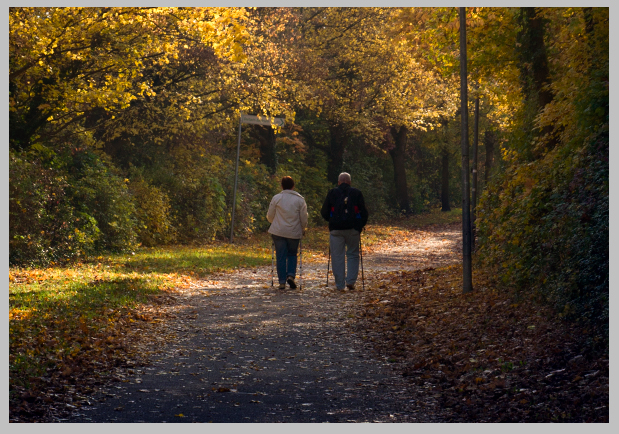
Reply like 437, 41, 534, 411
326, 245, 330, 287
299, 238, 302, 290
360, 235, 365, 291
271, 241, 274, 287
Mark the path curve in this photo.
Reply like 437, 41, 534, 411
75, 223, 461, 423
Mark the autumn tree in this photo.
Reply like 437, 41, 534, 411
9, 7, 250, 150
297, 6, 452, 218
9, 7, 259, 259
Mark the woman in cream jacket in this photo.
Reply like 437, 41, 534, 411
267, 176, 308, 289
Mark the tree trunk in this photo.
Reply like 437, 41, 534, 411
251, 125, 277, 175
389, 125, 410, 214
459, 7, 473, 293
441, 148, 451, 212
9, 79, 53, 150
517, 7, 553, 109
327, 123, 346, 185
471, 95, 479, 250
516, 7, 556, 155
483, 129, 495, 184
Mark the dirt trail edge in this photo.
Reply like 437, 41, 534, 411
75, 223, 461, 423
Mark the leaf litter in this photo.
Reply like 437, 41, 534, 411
354, 263, 609, 422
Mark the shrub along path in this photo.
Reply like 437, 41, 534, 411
63, 223, 463, 423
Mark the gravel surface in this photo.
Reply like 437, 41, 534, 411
73, 223, 461, 423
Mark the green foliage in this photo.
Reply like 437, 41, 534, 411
475, 7, 608, 347
477, 131, 608, 344
9, 146, 139, 265
127, 171, 174, 247
342, 149, 392, 221
9, 147, 99, 265
276, 139, 332, 227
294, 164, 333, 227
161, 154, 228, 243
410, 144, 463, 214
234, 160, 279, 236
67, 149, 138, 252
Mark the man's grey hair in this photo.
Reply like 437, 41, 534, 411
338, 172, 351, 184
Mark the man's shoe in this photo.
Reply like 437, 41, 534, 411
346, 284, 355, 291
278, 282, 286, 290
286, 276, 297, 289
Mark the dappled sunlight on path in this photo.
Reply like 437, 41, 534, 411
75, 224, 461, 422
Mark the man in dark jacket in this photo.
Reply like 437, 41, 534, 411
321, 172, 369, 291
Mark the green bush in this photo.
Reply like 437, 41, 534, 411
149, 154, 227, 243
127, 172, 174, 247
9, 147, 99, 265
67, 149, 138, 252
9, 145, 140, 265
276, 143, 332, 227
476, 131, 608, 345
236, 161, 280, 234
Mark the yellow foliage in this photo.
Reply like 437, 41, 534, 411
10, 7, 251, 139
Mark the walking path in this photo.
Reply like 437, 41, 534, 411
74, 223, 461, 423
